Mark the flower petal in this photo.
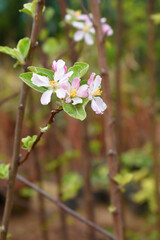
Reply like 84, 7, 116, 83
93, 75, 102, 92
60, 71, 73, 83
73, 31, 84, 42
88, 72, 95, 85
72, 97, 82, 105
84, 33, 94, 45
40, 90, 53, 105
77, 85, 88, 98
72, 21, 84, 29
31, 73, 50, 87
52, 59, 66, 72
66, 96, 71, 103
102, 24, 114, 36
91, 97, 107, 114
55, 88, 66, 99
72, 78, 80, 90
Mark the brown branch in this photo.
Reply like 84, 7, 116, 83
19, 108, 62, 166
148, 0, 160, 235
89, 1, 124, 240
16, 174, 115, 240
1, 1, 46, 239
0, 91, 20, 106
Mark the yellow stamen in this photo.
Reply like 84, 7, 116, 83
49, 80, 56, 86
75, 10, 81, 17
93, 89, 102, 96
70, 89, 77, 97
83, 25, 90, 32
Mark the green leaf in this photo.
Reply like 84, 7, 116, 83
0, 46, 17, 59
114, 173, 133, 186
19, 72, 48, 93
22, 135, 37, 151
0, 164, 9, 179
0, 37, 30, 66
40, 124, 50, 133
17, 37, 30, 60
20, 0, 45, 17
63, 98, 88, 121
28, 66, 54, 80
68, 62, 89, 83
108, 205, 116, 213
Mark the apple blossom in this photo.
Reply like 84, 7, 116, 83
31, 60, 73, 105
101, 18, 113, 36
62, 77, 88, 105
88, 73, 107, 114
72, 20, 95, 45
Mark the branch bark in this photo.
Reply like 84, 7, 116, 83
19, 108, 62, 165
1, 1, 45, 239
89, 1, 124, 239
148, 0, 160, 233
16, 174, 115, 240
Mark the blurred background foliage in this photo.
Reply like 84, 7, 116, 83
1, 0, 160, 239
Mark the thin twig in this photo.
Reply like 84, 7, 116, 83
0, 91, 19, 106
19, 107, 63, 166
16, 174, 115, 240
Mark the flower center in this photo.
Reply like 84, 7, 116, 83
49, 80, 56, 86
70, 89, 77, 97
93, 88, 102, 96
75, 10, 81, 17
83, 25, 90, 32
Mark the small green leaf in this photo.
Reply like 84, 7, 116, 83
17, 37, 30, 60
40, 124, 50, 133
22, 135, 37, 151
28, 66, 54, 80
0, 46, 17, 59
0, 37, 30, 66
0, 164, 9, 179
108, 205, 116, 213
20, 72, 48, 93
20, 0, 45, 17
68, 62, 89, 83
114, 173, 133, 186
63, 98, 88, 121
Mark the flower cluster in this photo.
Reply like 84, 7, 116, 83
31, 59, 107, 114
65, 9, 113, 45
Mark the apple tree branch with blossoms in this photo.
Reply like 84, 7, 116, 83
20, 59, 107, 120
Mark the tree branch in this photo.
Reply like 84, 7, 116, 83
16, 174, 115, 240
19, 108, 63, 166
1, 1, 46, 239
89, 1, 124, 240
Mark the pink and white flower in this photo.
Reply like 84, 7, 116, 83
62, 77, 88, 105
72, 20, 95, 45
31, 60, 73, 105
88, 73, 107, 114
65, 9, 89, 22
101, 18, 113, 36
